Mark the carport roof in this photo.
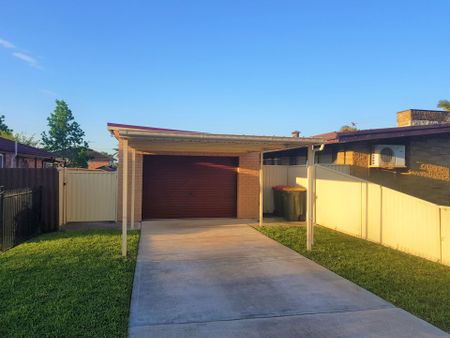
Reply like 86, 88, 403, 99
107, 123, 324, 153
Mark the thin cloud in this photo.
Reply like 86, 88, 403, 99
0, 37, 42, 69
0, 38, 15, 49
12, 52, 42, 69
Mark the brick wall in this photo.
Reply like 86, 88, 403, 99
397, 110, 413, 127
1, 152, 45, 168
334, 135, 450, 205
237, 152, 260, 219
397, 109, 450, 127
117, 143, 261, 222
88, 159, 109, 170
4, 153, 15, 167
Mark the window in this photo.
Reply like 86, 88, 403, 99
0, 154, 3, 168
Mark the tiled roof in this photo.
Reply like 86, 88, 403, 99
87, 149, 114, 161
314, 123, 450, 144
0, 137, 55, 158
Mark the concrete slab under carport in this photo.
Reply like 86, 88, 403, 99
60, 221, 141, 231
129, 219, 448, 338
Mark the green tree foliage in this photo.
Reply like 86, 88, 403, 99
437, 100, 450, 111
13, 132, 40, 147
0, 115, 12, 135
41, 100, 89, 167
339, 122, 358, 132
0, 131, 13, 140
0, 131, 40, 147
0, 115, 40, 146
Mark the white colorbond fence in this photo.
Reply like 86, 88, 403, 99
59, 169, 118, 224
263, 164, 450, 266
263, 164, 350, 213
263, 165, 288, 214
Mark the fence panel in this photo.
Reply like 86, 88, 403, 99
318, 164, 351, 174
61, 169, 118, 223
366, 183, 382, 242
381, 187, 441, 261
441, 207, 450, 265
263, 165, 288, 213
287, 164, 450, 266
0, 187, 42, 251
0, 168, 58, 232
263, 164, 350, 214
314, 166, 364, 237
287, 165, 307, 186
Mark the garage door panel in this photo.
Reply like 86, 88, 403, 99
143, 155, 238, 219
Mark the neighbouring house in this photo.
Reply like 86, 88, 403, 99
87, 149, 115, 170
265, 109, 450, 206
0, 136, 57, 168
107, 123, 322, 223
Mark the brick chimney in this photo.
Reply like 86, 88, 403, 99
397, 109, 450, 127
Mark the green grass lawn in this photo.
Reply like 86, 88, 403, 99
258, 225, 450, 333
0, 230, 139, 338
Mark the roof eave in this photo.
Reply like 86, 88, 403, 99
109, 126, 324, 153
119, 130, 322, 145
338, 125, 450, 143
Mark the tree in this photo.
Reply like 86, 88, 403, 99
13, 132, 40, 147
0, 131, 40, 147
339, 122, 358, 132
0, 115, 12, 135
437, 100, 450, 111
0, 130, 13, 140
0, 115, 39, 146
41, 100, 89, 167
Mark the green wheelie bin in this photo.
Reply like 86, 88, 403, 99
272, 185, 289, 216
280, 187, 306, 221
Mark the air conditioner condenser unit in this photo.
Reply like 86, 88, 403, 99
371, 145, 406, 168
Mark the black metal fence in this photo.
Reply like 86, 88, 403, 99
0, 187, 42, 251
0, 168, 59, 232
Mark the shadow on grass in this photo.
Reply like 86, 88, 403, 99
258, 224, 450, 333
35, 228, 126, 239
0, 228, 140, 338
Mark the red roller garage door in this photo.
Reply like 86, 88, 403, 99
142, 155, 238, 219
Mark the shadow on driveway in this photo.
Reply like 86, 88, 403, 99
129, 219, 447, 338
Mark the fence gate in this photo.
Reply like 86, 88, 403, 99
60, 169, 118, 224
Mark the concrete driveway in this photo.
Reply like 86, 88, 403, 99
129, 219, 448, 338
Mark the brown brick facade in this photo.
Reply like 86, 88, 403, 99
397, 109, 450, 127
1, 152, 46, 168
334, 135, 450, 205
117, 141, 261, 222
237, 152, 260, 219
87, 159, 110, 170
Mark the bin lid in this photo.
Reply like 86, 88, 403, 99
272, 185, 306, 192
284, 186, 306, 192
272, 185, 290, 191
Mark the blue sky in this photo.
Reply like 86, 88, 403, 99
0, 1, 449, 153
